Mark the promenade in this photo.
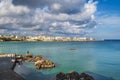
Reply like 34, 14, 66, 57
0, 57, 24, 80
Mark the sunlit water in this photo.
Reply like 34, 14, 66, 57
0, 41, 120, 80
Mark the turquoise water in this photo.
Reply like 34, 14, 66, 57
0, 41, 120, 80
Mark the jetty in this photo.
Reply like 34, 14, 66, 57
0, 56, 24, 80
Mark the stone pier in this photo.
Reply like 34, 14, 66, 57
0, 57, 24, 80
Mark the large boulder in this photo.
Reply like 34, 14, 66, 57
34, 59, 55, 69
33, 56, 43, 62
68, 71, 79, 80
34, 60, 44, 69
56, 72, 67, 80
79, 73, 94, 80
56, 72, 94, 80
22, 54, 55, 69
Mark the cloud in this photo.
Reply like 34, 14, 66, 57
0, 0, 30, 16
0, 0, 98, 36
12, 0, 85, 14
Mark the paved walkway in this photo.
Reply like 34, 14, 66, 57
0, 57, 24, 80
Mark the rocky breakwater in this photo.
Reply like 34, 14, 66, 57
23, 54, 55, 69
56, 71, 94, 80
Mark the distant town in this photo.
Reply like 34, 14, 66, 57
0, 35, 95, 42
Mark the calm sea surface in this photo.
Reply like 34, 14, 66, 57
0, 41, 120, 80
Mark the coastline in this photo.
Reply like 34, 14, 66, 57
0, 40, 103, 42
0, 35, 96, 42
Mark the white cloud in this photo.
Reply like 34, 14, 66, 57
51, 3, 62, 11
0, 0, 98, 36
0, 0, 30, 16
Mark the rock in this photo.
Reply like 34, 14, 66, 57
25, 54, 33, 58
66, 71, 79, 80
23, 55, 43, 62
35, 60, 44, 66
56, 72, 94, 80
22, 54, 33, 61
26, 58, 34, 62
34, 59, 55, 69
56, 72, 66, 80
70, 71, 80, 80
79, 73, 94, 80
69, 48, 76, 50
21, 54, 55, 69
33, 56, 43, 62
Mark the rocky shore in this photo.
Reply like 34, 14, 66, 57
23, 54, 55, 69
56, 71, 94, 80
0, 53, 55, 70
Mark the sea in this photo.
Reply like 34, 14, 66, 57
0, 41, 120, 80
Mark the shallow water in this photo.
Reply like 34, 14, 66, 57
0, 41, 120, 80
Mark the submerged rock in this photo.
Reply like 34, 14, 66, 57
69, 48, 76, 50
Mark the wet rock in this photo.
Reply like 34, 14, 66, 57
69, 71, 79, 80
35, 60, 44, 66
25, 54, 33, 58
33, 56, 43, 62
69, 48, 76, 50
22, 54, 55, 69
65, 71, 79, 80
34, 59, 55, 69
56, 72, 67, 80
26, 58, 34, 62
23, 54, 33, 60
79, 73, 94, 80
56, 72, 94, 80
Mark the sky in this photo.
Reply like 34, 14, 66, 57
0, 0, 120, 39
